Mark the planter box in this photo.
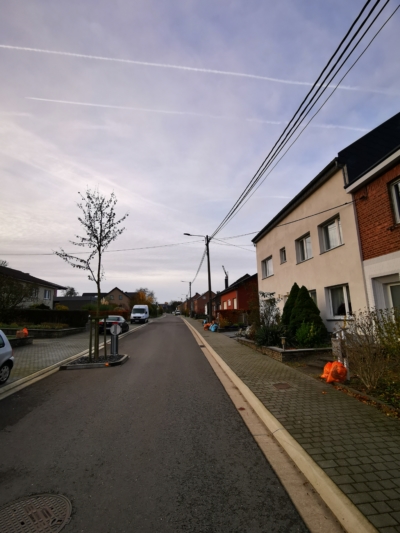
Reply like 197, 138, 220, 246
9, 336, 34, 348
1, 327, 86, 339
237, 338, 332, 362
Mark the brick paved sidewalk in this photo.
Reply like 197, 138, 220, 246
186, 318, 400, 533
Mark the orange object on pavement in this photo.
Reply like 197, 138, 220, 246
326, 361, 347, 383
22, 327, 28, 337
203, 323, 211, 330
321, 362, 332, 380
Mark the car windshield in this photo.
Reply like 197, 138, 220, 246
133, 309, 145, 314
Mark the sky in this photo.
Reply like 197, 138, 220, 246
0, 0, 399, 304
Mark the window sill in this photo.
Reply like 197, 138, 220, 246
326, 316, 354, 321
296, 257, 313, 265
280, 260, 287, 265
261, 274, 274, 279
320, 243, 345, 255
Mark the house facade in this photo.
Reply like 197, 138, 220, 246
252, 112, 400, 330
194, 290, 216, 316
253, 162, 367, 332
0, 265, 66, 309
217, 274, 258, 312
105, 287, 131, 310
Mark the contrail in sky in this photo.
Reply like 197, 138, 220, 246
25, 97, 370, 132
24, 97, 370, 132
1, 44, 395, 95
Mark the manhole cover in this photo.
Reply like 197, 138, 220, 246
273, 382, 291, 390
0, 494, 72, 533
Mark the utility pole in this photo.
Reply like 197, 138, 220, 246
183, 232, 213, 322
206, 235, 212, 323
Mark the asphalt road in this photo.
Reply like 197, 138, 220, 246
0, 315, 309, 533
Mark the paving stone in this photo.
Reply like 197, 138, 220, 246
368, 513, 398, 528
186, 319, 400, 533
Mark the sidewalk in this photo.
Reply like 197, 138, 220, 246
185, 318, 400, 533
1, 322, 146, 393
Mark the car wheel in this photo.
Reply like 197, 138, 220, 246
0, 362, 11, 385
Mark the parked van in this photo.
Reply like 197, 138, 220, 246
130, 305, 149, 324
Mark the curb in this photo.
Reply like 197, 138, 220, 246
60, 354, 129, 369
0, 323, 147, 401
183, 318, 377, 533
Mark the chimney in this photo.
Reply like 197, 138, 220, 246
222, 266, 228, 289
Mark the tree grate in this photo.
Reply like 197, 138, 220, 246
0, 494, 72, 533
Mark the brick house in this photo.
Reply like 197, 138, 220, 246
193, 290, 216, 316
214, 274, 258, 321
104, 287, 132, 310
339, 112, 400, 310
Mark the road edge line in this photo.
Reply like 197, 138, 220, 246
182, 318, 377, 533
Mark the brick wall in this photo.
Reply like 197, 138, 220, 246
354, 163, 400, 260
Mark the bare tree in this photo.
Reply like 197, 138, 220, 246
56, 189, 128, 357
0, 260, 9, 267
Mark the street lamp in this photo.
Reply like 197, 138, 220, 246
184, 233, 212, 323
181, 280, 192, 317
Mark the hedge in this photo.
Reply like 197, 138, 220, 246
1, 309, 90, 328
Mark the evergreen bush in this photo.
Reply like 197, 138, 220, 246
281, 283, 300, 326
289, 286, 328, 344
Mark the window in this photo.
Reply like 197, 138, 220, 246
119, 295, 123, 300
280, 247, 287, 264
43, 289, 51, 300
32, 288, 39, 298
309, 290, 317, 306
233, 298, 237, 309
389, 283, 400, 310
390, 178, 400, 223
296, 234, 312, 263
261, 256, 273, 278
328, 285, 352, 317
109, 295, 114, 300
320, 217, 343, 252
223, 301, 227, 310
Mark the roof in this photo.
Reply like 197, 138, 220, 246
252, 111, 400, 244
54, 296, 97, 302
0, 265, 66, 290
252, 159, 340, 243
338, 112, 400, 186
217, 273, 257, 297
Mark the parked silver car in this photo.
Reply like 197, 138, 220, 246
0, 330, 14, 385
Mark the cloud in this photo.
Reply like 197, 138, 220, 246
25, 97, 369, 133
1, 44, 397, 95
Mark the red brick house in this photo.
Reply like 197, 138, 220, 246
193, 290, 216, 316
214, 274, 258, 322
339, 112, 400, 310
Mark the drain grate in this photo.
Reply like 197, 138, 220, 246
273, 382, 291, 390
0, 494, 72, 533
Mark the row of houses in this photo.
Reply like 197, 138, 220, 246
180, 112, 399, 331
253, 111, 400, 331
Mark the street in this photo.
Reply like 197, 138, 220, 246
0, 315, 308, 532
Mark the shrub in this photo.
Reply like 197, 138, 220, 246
255, 324, 286, 347
296, 322, 326, 348
30, 303, 51, 310
289, 286, 328, 345
343, 308, 400, 390
55, 304, 69, 311
218, 316, 230, 328
281, 283, 300, 326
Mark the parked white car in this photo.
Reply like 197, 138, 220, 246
0, 330, 14, 385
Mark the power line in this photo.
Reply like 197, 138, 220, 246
209, 0, 393, 239
213, 239, 256, 252
191, 247, 207, 284
223, 3, 399, 225
1, 239, 204, 256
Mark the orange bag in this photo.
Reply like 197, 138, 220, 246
321, 362, 332, 380
203, 323, 211, 330
22, 327, 28, 337
326, 361, 347, 383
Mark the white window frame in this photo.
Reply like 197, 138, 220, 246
233, 297, 237, 309
223, 301, 227, 310
309, 290, 317, 306
43, 289, 51, 300
296, 233, 312, 263
328, 284, 352, 318
388, 282, 400, 310
261, 256, 273, 278
319, 216, 343, 252
280, 247, 287, 264
390, 178, 400, 224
